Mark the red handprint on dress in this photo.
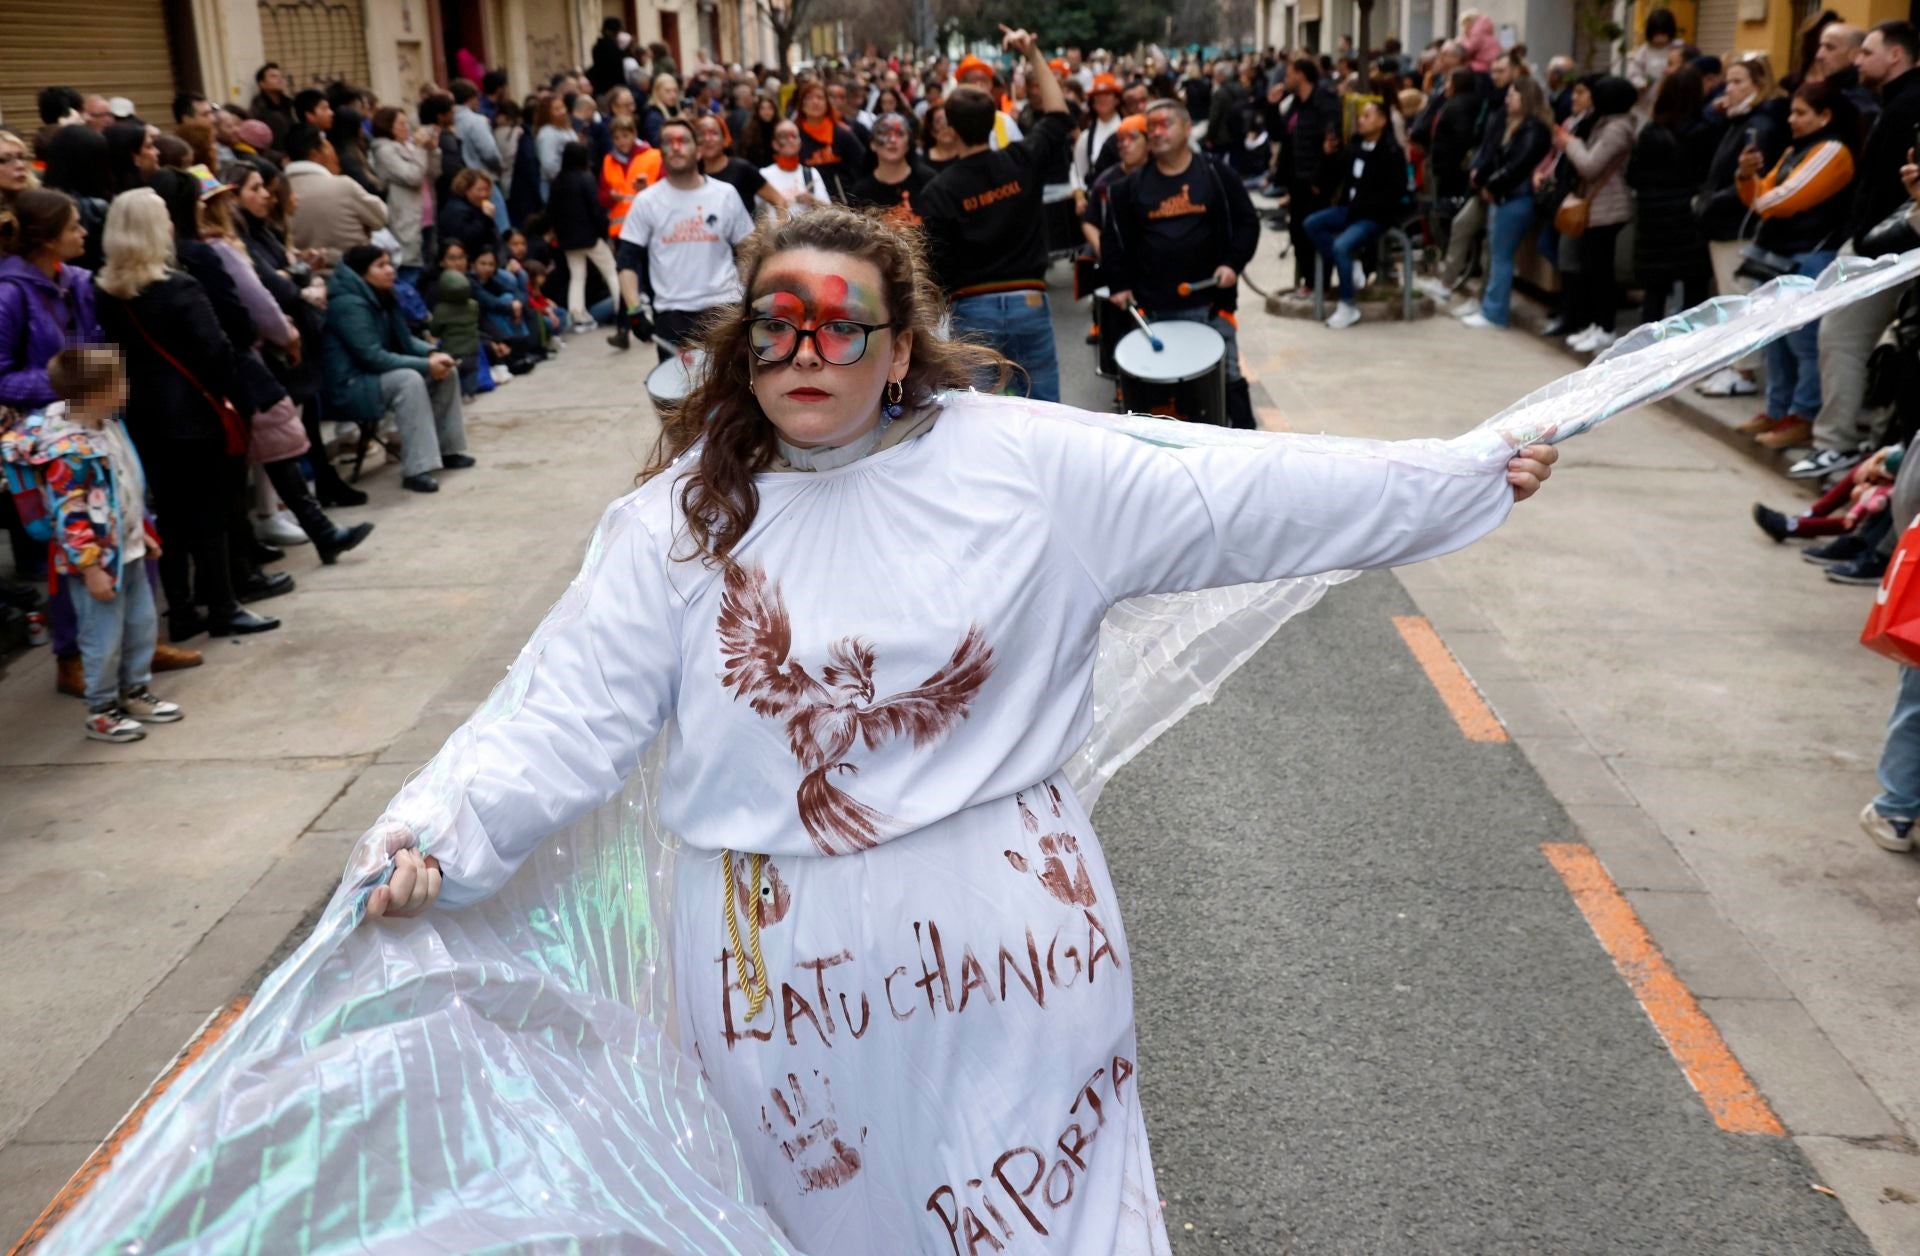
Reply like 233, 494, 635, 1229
716, 562, 995, 855
730, 852, 792, 928
1005, 788, 1096, 906
759, 1070, 865, 1192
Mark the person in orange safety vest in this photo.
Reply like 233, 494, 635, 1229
600, 116, 663, 241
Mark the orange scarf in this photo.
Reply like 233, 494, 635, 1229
799, 116, 836, 147
774, 155, 800, 171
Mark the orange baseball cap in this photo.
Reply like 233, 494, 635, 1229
1048, 58, 1069, 76
957, 55, 994, 82
1116, 114, 1148, 135
1090, 72, 1121, 96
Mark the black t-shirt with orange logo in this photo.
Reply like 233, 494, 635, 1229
1126, 162, 1224, 312
847, 160, 938, 226
1102, 151, 1259, 315
918, 111, 1070, 297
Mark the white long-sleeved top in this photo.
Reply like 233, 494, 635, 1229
393, 394, 1512, 908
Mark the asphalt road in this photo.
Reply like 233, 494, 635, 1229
1045, 275, 1874, 1254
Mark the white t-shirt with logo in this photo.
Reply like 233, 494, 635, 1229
618, 176, 755, 312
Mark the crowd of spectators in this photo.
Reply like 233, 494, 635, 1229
4, 11, 1920, 747
1266, 10, 1920, 595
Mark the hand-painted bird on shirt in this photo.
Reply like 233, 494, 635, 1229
716, 562, 996, 855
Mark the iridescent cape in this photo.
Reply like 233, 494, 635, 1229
39, 251, 1920, 1254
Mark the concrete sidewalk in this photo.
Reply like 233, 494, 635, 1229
1236, 239, 1920, 1254
0, 344, 663, 1244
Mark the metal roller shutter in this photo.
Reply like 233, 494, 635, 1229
1694, 0, 1739, 59
0, 1, 179, 136
257, 0, 373, 93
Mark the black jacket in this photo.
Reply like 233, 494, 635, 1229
434, 128, 466, 206
1476, 115, 1551, 201
177, 238, 286, 417
546, 168, 609, 250
1285, 84, 1341, 182
1333, 135, 1411, 225
588, 36, 627, 98
1429, 94, 1484, 199
1101, 151, 1259, 313
1697, 97, 1790, 240
1828, 66, 1884, 136
1627, 122, 1711, 277
1753, 122, 1857, 257
436, 195, 500, 263
96, 272, 238, 447
249, 91, 297, 147
1849, 68, 1920, 253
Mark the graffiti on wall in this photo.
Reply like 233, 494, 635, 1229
258, 0, 373, 89
526, 0, 574, 87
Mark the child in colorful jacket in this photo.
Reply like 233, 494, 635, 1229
0, 348, 183, 741
471, 245, 544, 362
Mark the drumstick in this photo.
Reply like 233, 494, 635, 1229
1125, 302, 1164, 352
1178, 272, 1273, 298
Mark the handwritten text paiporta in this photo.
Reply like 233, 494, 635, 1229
715, 908, 1122, 1051
925, 1056, 1137, 1254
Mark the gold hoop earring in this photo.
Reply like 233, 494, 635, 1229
883, 378, 904, 421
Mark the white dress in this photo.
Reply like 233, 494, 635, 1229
416, 393, 1513, 1254
759, 161, 830, 220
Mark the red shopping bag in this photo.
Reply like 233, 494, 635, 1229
1861, 517, 1920, 665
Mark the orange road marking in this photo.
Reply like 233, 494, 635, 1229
1391, 615, 1508, 743
1541, 843, 1784, 1137
8, 996, 251, 1255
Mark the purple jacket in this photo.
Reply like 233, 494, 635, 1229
0, 253, 103, 412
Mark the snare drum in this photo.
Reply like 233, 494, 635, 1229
645, 346, 708, 412
1092, 288, 1126, 380
1115, 321, 1227, 425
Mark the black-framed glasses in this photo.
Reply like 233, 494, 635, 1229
746, 317, 895, 366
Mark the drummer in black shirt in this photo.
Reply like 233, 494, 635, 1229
846, 112, 936, 225
1100, 97, 1261, 428
919, 25, 1070, 402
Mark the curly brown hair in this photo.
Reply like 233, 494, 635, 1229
643, 206, 1008, 570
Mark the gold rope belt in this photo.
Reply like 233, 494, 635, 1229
722, 850, 771, 1021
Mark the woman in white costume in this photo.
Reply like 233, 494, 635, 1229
363, 83, 1559, 1251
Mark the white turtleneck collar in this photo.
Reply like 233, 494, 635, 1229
767, 408, 937, 473
776, 422, 887, 470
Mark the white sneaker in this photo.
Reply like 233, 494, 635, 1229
1449, 297, 1479, 318
1787, 447, 1865, 480
84, 707, 144, 743
490, 365, 514, 385
1414, 276, 1453, 300
1581, 328, 1617, 353
1696, 367, 1758, 398
120, 685, 183, 723
1459, 311, 1497, 329
1564, 324, 1600, 349
1861, 801, 1914, 853
1325, 303, 1362, 330
253, 510, 309, 547
571, 317, 598, 334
